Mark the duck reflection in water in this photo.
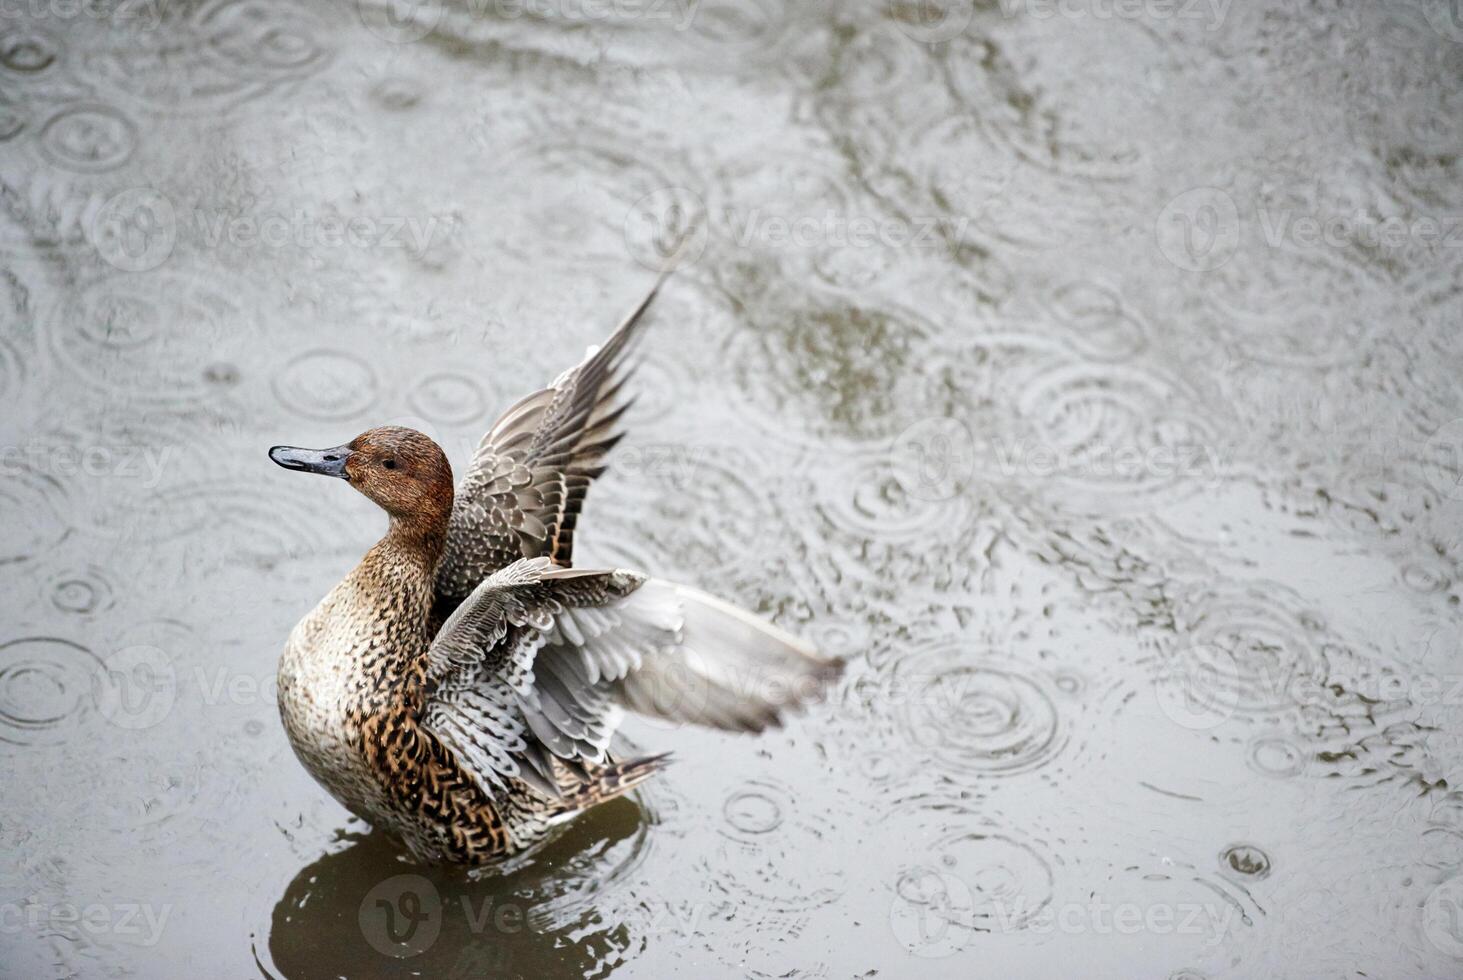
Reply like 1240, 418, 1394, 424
265, 793, 651, 979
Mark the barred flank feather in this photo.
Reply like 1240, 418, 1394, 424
560, 752, 673, 809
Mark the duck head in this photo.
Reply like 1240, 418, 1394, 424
269, 426, 454, 531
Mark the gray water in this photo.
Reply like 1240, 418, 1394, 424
1, 1, 1462, 977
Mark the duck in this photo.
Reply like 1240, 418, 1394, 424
267, 279, 840, 865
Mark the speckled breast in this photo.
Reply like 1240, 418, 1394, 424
276, 625, 394, 828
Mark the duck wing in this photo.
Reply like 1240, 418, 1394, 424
435, 277, 665, 606
421, 557, 841, 800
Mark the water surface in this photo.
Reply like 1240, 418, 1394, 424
2, 1, 1462, 977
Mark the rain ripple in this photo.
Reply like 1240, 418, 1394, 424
0, 636, 103, 746
41, 563, 116, 616
943, 34, 1144, 182
1008, 359, 1220, 511
815, 448, 977, 544
886, 646, 1068, 779
885, 802, 1059, 940
271, 348, 380, 422
48, 272, 252, 406
724, 300, 957, 448
704, 776, 847, 914
0, 462, 70, 563
73, 0, 333, 115
1169, 584, 1335, 719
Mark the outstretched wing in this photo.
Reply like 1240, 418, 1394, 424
421, 557, 841, 801
435, 279, 664, 605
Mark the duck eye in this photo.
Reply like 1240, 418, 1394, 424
382, 459, 397, 470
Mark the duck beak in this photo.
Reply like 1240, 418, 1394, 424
268, 445, 352, 480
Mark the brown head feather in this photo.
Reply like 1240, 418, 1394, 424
344, 426, 455, 542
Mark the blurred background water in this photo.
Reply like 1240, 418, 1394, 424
1, 0, 1462, 977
